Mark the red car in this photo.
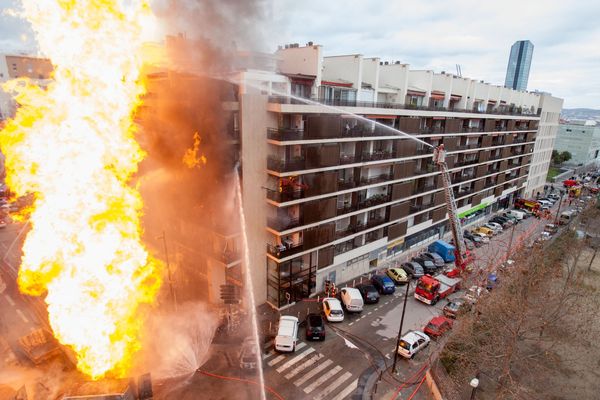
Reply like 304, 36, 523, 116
423, 316, 454, 338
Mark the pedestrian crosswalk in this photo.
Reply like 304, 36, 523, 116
262, 340, 358, 400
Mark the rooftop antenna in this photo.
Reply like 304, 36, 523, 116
455, 64, 462, 77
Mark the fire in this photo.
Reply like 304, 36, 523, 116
0, 1, 161, 379
182, 132, 207, 169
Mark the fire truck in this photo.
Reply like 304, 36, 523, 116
414, 274, 462, 305
515, 198, 541, 212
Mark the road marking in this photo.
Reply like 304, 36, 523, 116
329, 378, 358, 400
384, 301, 389, 305
374, 307, 380, 311
4, 294, 15, 306
262, 349, 276, 360
367, 312, 372, 315
385, 353, 391, 359
303, 365, 343, 394
285, 353, 324, 380
294, 359, 333, 386
268, 354, 286, 366
265, 339, 274, 347
16, 309, 29, 323
313, 371, 353, 400
359, 315, 365, 320
267, 342, 306, 365
276, 347, 315, 373
348, 322, 354, 326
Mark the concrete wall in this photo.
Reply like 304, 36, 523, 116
322, 55, 363, 89
525, 94, 564, 197
240, 90, 272, 304
555, 123, 600, 165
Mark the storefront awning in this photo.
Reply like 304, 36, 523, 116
458, 202, 490, 218
430, 91, 445, 100
488, 100, 497, 104
450, 94, 462, 101
321, 79, 353, 88
366, 115, 397, 120
407, 86, 426, 96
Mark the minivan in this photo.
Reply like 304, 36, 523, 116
275, 315, 299, 352
506, 210, 524, 220
559, 211, 573, 225
340, 287, 364, 312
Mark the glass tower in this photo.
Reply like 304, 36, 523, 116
504, 40, 534, 91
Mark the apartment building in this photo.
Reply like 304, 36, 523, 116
0, 54, 53, 120
231, 43, 563, 309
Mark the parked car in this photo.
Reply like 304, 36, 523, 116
239, 337, 258, 370
401, 262, 424, 279
396, 330, 431, 359
322, 298, 344, 322
463, 238, 475, 250
485, 222, 503, 233
490, 216, 512, 228
387, 267, 409, 285
305, 313, 326, 341
443, 299, 469, 319
340, 287, 364, 312
501, 213, 520, 223
275, 315, 299, 352
473, 226, 494, 237
420, 252, 445, 268
544, 223, 558, 234
423, 316, 454, 338
371, 274, 396, 294
463, 231, 483, 247
505, 209, 525, 220
356, 284, 380, 304
412, 256, 437, 274
471, 231, 490, 243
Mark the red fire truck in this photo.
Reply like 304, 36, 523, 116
515, 198, 541, 212
414, 274, 462, 305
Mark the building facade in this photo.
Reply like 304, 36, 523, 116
233, 43, 562, 309
504, 40, 534, 91
555, 121, 600, 167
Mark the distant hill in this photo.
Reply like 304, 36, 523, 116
561, 108, 600, 121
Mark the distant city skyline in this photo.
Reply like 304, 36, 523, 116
505, 40, 534, 91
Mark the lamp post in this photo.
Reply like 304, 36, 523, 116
554, 190, 566, 225
392, 280, 411, 373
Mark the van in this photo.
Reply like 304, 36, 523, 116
506, 210, 524, 220
275, 315, 299, 352
340, 287, 364, 312
559, 211, 573, 225
427, 240, 456, 263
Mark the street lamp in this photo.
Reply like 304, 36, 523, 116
469, 376, 480, 400
392, 280, 411, 373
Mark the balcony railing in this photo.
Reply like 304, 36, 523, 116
267, 127, 304, 141
357, 193, 391, 209
454, 159, 479, 167
267, 242, 305, 259
267, 217, 302, 232
360, 150, 393, 162
359, 173, 392, 186
266, 189, 304, 203
267, 157, 306, 172
268, 96, 541, 117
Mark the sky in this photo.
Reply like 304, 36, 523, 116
1, 0, 599, 109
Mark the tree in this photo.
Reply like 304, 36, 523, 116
560, 151, 572, 163
551, 149, 560, 165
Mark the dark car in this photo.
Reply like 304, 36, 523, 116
412, 256, 437, 274
400, 262, 424, 279
442, 299, 469, 319
463, 238, 475, 250
305, 313, 326, 341
371, 274, 396, 295
501, 213, 519, 223
420, 252, 445, 268
356, 284, 380, 304
490, 216, 511, 228
463, 231, 483, 247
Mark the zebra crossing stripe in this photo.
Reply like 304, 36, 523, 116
313, 371, 353, 400
268, 354, 286, 366
294, 359, 333, 386
262, 349, 276, 360
303, 365, 342, 394
329, 378, 358, 400
276, 347, 315, 373
284, 353, 324, 380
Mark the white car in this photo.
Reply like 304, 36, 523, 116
484, 223, 502, 234
322, 297, 344, 322
537, 200, 552, 207
472, 232, 490, 243
397, 330, 430, 359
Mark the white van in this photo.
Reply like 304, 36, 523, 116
506, 210, 524, 221
275, 315, 299, 352
559, 211, 573, 225
340, 287, 364, 312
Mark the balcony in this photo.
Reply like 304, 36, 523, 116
359, 173, 392, 186
410, 202, 433, 213
267, 156, 306, 172
414, 163, 436, 175
365, 228, 384, 244
267, 127, 304, 141
267, 242, 305, 259
360, 150, 393, 162
419, 126, 444, 135
491, 139, 506, 147
335, 217, 386, 240
455, 158, 479, 167
268, 96, 542, 117
338, 179, 357, 190
267, 189, 304, 203
340, 154, 359, 164
489, 152, 503, 160
267, 217, 302, 232
358, 193, 391, 209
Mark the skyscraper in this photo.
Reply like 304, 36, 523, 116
504, 40, 534, 91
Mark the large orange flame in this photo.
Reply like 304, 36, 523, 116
0, 1, 161, 379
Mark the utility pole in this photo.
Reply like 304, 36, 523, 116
159, 231, 178, 312
392, 281, 411, 373
554, 191, 565, 224
506, 222, 517, 258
